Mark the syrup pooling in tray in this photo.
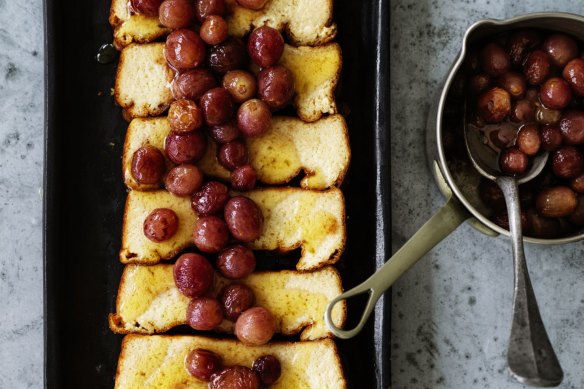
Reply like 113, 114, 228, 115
96, 43, 118, 63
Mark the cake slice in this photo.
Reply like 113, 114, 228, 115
120, 188, 345, 270
280, 44, 341, 122
109, 265, 346, 340
110, 12, 170, 50
115, 335, 346, 388
114, 43, 175, 118
114, 42, 341, 122
109, 0, 336, 49
123, 115, 349, 190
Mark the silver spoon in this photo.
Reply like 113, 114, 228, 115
465, 120, 563, 387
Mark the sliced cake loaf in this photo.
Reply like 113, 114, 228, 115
109, 265, 346, 340
110, 0, 336, 49
114, 43, 175, 118
120, 188, 345, 270
115, 335, 346, 388
114, 42, 341, 122
123, 115, 350, 190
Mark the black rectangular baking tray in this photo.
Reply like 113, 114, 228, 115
43, 0, 391, 387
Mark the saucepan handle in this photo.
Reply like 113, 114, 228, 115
325, 197, 470, 339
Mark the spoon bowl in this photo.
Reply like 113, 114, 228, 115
464, 118, 549, 184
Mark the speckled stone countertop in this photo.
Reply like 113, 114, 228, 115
391, 1, 584, 389
0, 0, 44, 388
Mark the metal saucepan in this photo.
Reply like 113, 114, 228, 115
325, 12, 584, 339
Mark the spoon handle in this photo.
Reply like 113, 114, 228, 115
496, 176, 563, 387
324, 197, 468, 339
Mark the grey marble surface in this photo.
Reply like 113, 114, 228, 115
391, 1, 584, 389
0, 0, 44, 388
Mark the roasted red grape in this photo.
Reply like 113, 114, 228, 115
477, 87, 511, 123
237, 99, 272, 137
571, 174, 584, 193
131, 145, 166, 185
165, 164, 204, 196
200, 15, 229, 45
257, 66, 295, 110
168, 99, 203, 133
247, 26, 285, 68
191, 181, 230, 216
193, 216, 230, 253
498, 72, 526, 99
540, 124, 563, 151
569, 196, 584, 225
194, 0, 225, 22
210, 122, 240, 144
209, 366, 260, 389
143, 208, 179, 242
507, 29, 541, 67
223, 70, 257, 103
236, 0, 268, 10
218, 140, 249, 171
165, 29, 206, 70
525, 87, 539, 102
187, 297, 224, 330
186, 349, 222, 381
159, 0, 195, 29
529, 210, 561, 239
130, 0, 163, 16
234, 307, 276, 346
208, 38, 247, 74
543, 33, 578, 68
552, 146, 584, 179
539, 77, 572, 110
200, 87, 234, 126
165, 131, 207, 164
217, 245, 256, 279
559, 110, 584, 145
220, 283, 255, 321
499, 146, 528, 175
252, 355, 281, 385
563, 58, 584, 96
479, 42, 510, 77
535, 186, 578, 218
468, 73, 490, 95
510, 99, 536, 123
231, 165, 257, 191
516, 124, 541, 156
224, 196, 264, 242
172, 69, 217, 101
523, 50, 551, 85
173, 253, 214, 297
